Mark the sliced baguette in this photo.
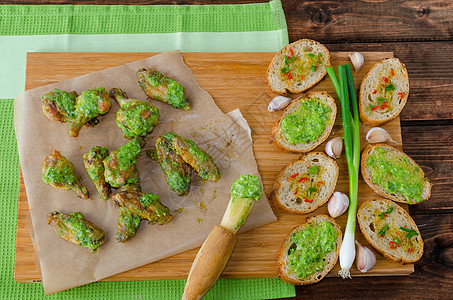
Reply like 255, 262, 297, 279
361, 143, 432, 204
270, 92, 336, 153
267, 39, 331, 95
357, 199, 424, 263
278, 215, 342, 285
359, 58, 409, 126
271, 152, 339, 214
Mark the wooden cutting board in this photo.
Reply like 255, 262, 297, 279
14, 52, 413, 283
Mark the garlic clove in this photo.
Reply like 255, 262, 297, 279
268, 95, 292, 112
348, 52, 364, 73
325, 137, 343, 159
355, 241, 376, 273
327, 191, 349, 218
366, 127, 398, 144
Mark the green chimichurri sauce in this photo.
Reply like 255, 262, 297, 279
230, 175, 262, 202
140, 193, 160, 209
43, 164, 77, 186
117, 102, 159, 138
281, 98, 331, 145
117, 138, 142, 170
287, 221, 337, 279
146, 72, 188, 110
366, 147, 426, 203
44, 89, 77, 120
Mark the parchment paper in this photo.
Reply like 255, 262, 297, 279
14, 51, 277, 295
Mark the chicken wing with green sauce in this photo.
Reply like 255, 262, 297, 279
109, 88, 159, 139
47, 211, 105, 252
41, 89, 78, 123
83, 146, 111, 201
170, 132, 220, 182
116, 206, 142, 243
112, 190, 173, 225
137, 68, 190, 111
42, 150, 89, 199
154, 134, 193, 196
103, 137, 142, 188
68, 87, 112, 137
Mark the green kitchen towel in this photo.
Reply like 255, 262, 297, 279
0, 1, 294, 299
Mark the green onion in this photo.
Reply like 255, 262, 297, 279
378, 224, 389, 237
309, 165, 318, 174
399, 227, 419, 238
327, 64, 360, 279
378, 206, 394, 219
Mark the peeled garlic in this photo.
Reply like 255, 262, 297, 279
366, 127, 397, 144
268, 95, 292, 112
355, 241, 376, 273
325, 137, 343, 159
348, 52, 364, 73
327, 192, 349, 218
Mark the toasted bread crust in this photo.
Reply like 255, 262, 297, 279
357, 199, 424, 263
271, 152, 339, 214
266, 39, 331, 95
270, 91, 337, 153
277, 215, 342, 285
359, 58, 409, 126
361, 143, 432, 204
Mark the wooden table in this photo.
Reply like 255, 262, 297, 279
3, 0, 452, 299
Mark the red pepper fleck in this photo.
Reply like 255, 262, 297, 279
286, 55, 291, 59
285, 72, 293, 80
383, 214, 388, 218
298, 177, 309, 183
396, 232, 402, 239
383, 77, 389, 83
391, 69, 395, 76
316, 181, 324, 187
380, 101, 389, 110
371, 105, 380, 111
408, 248, 413, 253
304, 198, 314, 203
287, 173, 299, 181
300, 76, 304, 80
293, 188, 298, 196
289, 47, 294, 57
389, 241, 398, 249
398, 92, 405, 99
372, 89, 377, 94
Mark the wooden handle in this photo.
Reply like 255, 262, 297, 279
182, 225, 237, 300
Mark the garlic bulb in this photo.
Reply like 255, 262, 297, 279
366, 127, 397, 144
355, 241, 376, 273
327, 192, 349, 218
348, 52, 364, 73
268, 96, 292, 112
325, 137, 343, 159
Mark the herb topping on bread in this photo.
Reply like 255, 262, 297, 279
271, 152, 339, 214
357, 199, 423, 263
278, 215, 342, 285
267, 39, 331, 95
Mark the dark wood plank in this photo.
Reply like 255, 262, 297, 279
401, 124, 453, 214
325, 42, 453, 122
283, 0, 453, 43
281, 213, 453, 300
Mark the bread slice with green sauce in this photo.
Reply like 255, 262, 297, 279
278, 215, 342, 285
267, 39, 331, 95
361, 144, 431, 204
270, 92, 336, 153
358, 199, 423, 263
271, 152, 339, 214
359, 58, 409, 126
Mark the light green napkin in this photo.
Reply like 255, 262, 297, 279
0, 2, 295, 299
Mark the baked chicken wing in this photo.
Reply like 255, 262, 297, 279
137, 68, 190, 111
47, 211, 105, 252
112, 190, 173, 225
83, 146, 111, 201
109, 88, 159, 139
103, 137, 142, 188
116, 206, 142, 243
41, 89, 78, 123
68, 87, 112, 137
171, 133, 221, 182
42, 150, 89, 199
154, 134, 192, 196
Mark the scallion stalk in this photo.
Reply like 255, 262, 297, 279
327, 63, 360, 279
